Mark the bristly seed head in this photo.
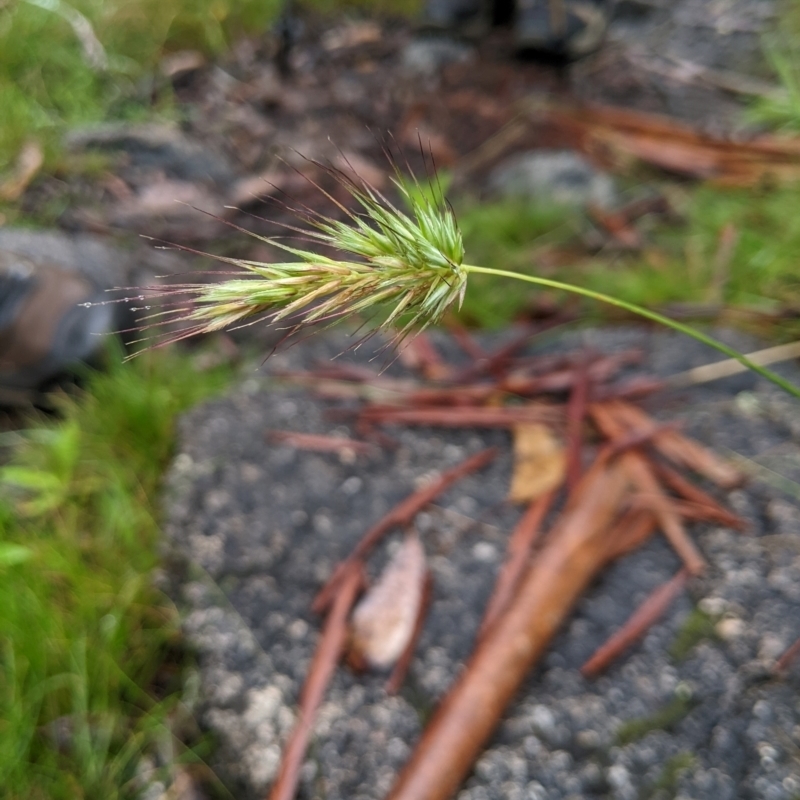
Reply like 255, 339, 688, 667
131, 161, 467, 351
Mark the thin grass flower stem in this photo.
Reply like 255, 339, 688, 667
462, 264, 800, 400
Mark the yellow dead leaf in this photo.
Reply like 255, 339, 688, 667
508, 423, 566, 503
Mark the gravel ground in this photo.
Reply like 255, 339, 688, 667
163, 327, 800, 800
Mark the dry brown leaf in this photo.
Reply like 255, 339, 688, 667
508, 423, 566, 503
349, 531, 427, 670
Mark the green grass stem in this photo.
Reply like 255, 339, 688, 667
463, 264, 800, 400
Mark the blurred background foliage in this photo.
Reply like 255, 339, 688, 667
0, 0, 422, 172
0, 0, 283, 170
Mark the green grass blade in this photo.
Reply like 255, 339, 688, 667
463, 264, 800, 400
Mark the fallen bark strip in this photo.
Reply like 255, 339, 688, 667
592, 376, 666, 402
565, 359, 590, 490
537, 101, 800, 185
313, 448, 498, 613
385, 461, 631, 800
358, 405, 563, 429
581, 568, 690, 677
628, 494, 746, 531
267, 430, 375, 456
620, 459, 707, 576
605, 422, 680, 460
501, 350, 642, 397
773, 635, 800, 674
452, 327, 539, 382
403, 385, 500, 407
652, 462, 748, 531
606, 401, 744, 488
603, 508, 658, 560
589, 404, 706, 575
386, 572, 434, 695
478, 490, 556, 638
268, 565, 364, 800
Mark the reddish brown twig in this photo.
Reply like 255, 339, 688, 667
592, 376, 666, 402
773, 635, 800, 674
581, 568, 690, 677
268, 566, 364, 800
652, 461, 748, 531
385, 460, 631, 800
604, 508, 658, 560
590, 404, 707, 575
451, 326, 543, 382
447, 322, 488, 361
403, 385, 499, 408
605, 422, 680, 459
479, 490, 556, 638
606, 401, 744, 488
358, 405, 563, 429
621, 457, 707, 575
386, 572, 434, 694
627, 494, 747, 531
398, 333, 451, 380
501, 350, 642, 397
313, 448, 497, 613
565, 358, 590, 490
267, 430, 375, 456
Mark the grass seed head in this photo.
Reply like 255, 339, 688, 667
133, 163, 467, 350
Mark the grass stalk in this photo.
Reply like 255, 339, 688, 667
462, 265, 800, 400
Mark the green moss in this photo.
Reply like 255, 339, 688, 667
616, 695, 695, 745
669, 608, 718, 661
641, 751, 697, 799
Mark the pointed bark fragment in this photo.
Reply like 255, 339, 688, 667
590, 403, 706, 575
581, 568, 689, 677
606, 401, 744, 488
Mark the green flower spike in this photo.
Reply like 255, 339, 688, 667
135, 165, 466, 349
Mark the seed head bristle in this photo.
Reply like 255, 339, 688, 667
124, 157, 467, 352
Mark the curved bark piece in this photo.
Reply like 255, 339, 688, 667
385, 461, 630, 800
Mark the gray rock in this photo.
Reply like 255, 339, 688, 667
487, 150, 617, 208
401, 36, 474, 77
0, 226, 182, 288
64, 123, 236, 188
164, 327, 800, 800
575, 0, 780, 126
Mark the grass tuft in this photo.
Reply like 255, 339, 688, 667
0, 0, 283, 173
0, 344, 233, 799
